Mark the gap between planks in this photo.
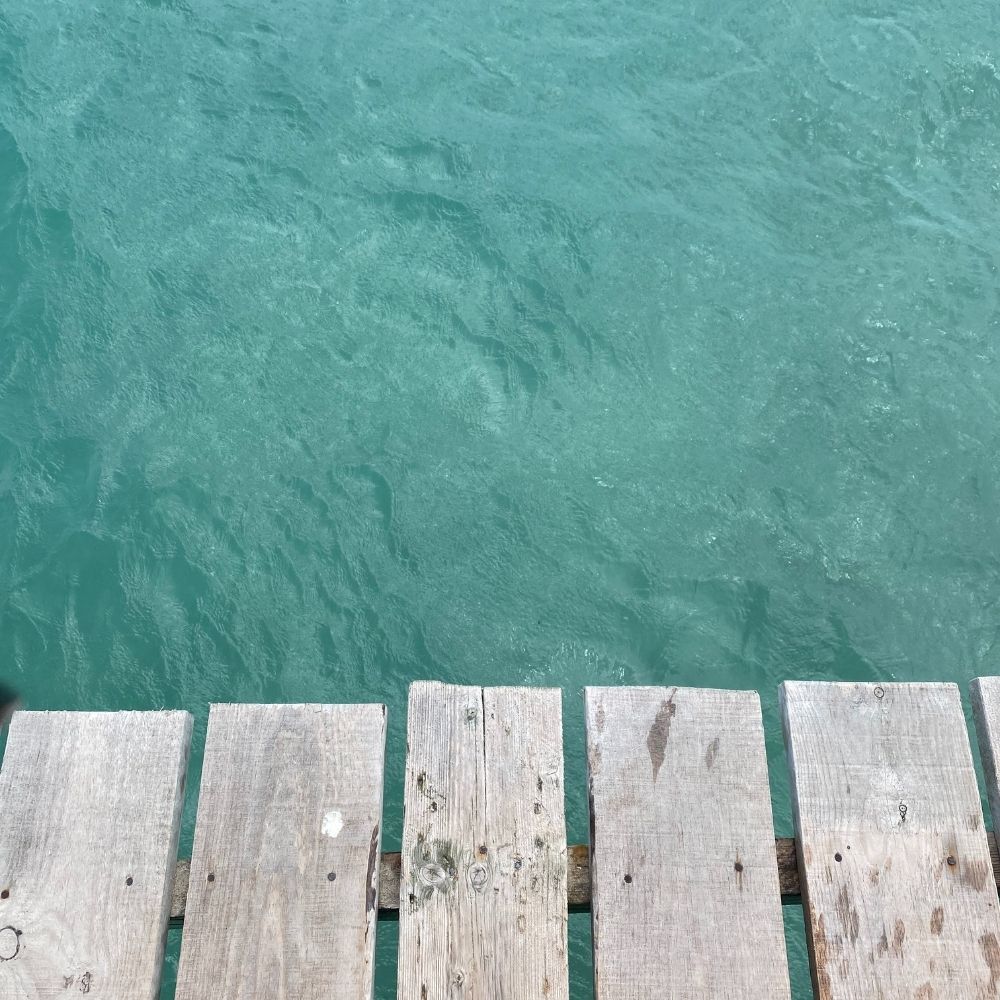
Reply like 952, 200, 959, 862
168, 832, 1000, 921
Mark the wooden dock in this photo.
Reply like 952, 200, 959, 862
2, 680, 1000, 998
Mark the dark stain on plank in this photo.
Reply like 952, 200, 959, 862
646, 692, 676, 782
835, 885, 859, 944
811, 912, 833, 1000
980, 932, 1000, 990
891, 918, 905, 957
876, 928, 889, 957
705, 736, 720, 770
962, 857, 992, 893
931, 907, 944, 936
366, 824, 380, 917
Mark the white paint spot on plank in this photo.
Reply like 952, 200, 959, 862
322, 809, 344, 839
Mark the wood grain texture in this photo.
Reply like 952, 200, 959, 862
398, 682, 568, 1000
586, 686, 791, 999
0, 710, 191, 999
174, 703, 386, 1000
973, 678, 1000, 837
782, 681, 1000, 1000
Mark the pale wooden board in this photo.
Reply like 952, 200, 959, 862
781, 681, 1000, 1000
398, 682, 568, 1000
585, 686, 791, 999
973, 678, 1000, 837
0, 710, 191, 999
175, 703, 386, 1000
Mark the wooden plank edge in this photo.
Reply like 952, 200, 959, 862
167, 833, 1000, 922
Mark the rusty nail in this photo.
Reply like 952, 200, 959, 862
328, 872, 337, 881
947, 856, 957, 866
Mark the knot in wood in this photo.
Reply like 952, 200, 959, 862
468, 862, 490, 891
0, 926, 20, 962
418, 863, 448, 889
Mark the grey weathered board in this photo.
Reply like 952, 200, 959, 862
174, 703, 386, 1000
585, 686, 791, 999
782, 681, 1000, 1000
398, 682, 568, 1000
0, 710, 191, 999
973, 678, 1000, 839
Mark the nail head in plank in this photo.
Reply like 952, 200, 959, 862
0, 710, 192, 999
398, 682, 568, 1000
586, 686, 791, 999
781, 681, 1000, 1000
174, 703, 386, 1000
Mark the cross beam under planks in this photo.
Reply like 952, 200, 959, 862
166, 833, 1000, 921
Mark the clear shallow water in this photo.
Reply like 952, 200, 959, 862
2, 0, 1000, 995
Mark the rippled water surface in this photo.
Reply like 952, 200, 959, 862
2, 0, 1000, 994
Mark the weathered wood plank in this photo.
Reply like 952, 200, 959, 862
0, 710, 191, 998
174, 703, 386, 1000
973, 678, 1000, 838
586, 686, 791, 999
398, 682, 568, 1000
782, 681, 1000, 1000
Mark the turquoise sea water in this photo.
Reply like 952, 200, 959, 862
2, 0, 1000, 995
